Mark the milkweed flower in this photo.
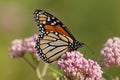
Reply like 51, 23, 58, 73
100, 37, 120, 68
57, 51, 103, 80
9, 39, 26, 58
24, 34, 40, 60
9, 34, 40, 60
24, 34, 37, 53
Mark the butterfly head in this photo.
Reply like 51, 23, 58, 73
69, 41, 84, 51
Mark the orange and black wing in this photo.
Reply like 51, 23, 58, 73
34, 10, 84, 63
33, 9, 76, 40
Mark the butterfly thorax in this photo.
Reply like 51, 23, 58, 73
69, 41, 84, 51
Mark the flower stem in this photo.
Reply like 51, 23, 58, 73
36, 66, 43, 80
22, 56, 43, 80
42, 63, 48, 77
23, 56, 36, 70
84, 75, 87, 80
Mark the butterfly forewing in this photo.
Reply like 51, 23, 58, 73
33, 9, 76, 40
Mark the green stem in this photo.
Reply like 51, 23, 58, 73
42, 63, 48, 77
22, 56, 43, 80
36, 66, 43, 80
22, 56, 36, 70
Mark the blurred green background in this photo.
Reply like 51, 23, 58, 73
0, 0, 120, 80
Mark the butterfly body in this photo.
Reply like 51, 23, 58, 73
34, 9, 84, 63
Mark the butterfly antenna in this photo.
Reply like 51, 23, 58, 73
83, 43, 95, 54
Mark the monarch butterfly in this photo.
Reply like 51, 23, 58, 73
34, 9, 84, 63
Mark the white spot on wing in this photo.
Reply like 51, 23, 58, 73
36, 13, 39, 16
56, 20, 60, 22
51, 23, 54, 25
53, 21, 56, 24
43, 21, 46, 24
55, 32, 58, 35
62, 25, 65, 27
52, 17, 55, 19
48, 17, 50, 21
40, 24, 42, 27
36, 17, 39, 19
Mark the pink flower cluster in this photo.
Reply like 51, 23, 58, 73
24, 34, 38, 55
57, 51, 103, 80
9, 34, 40, 60
9, 39, 26, 58
101, 37, 120, 67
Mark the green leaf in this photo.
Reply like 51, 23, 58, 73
48, 66, 63, 76
103, 73, 112, 80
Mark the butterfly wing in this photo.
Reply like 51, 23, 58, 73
36, 31, 74, 63
33, 9, 76, 40
34, 10, 84, 63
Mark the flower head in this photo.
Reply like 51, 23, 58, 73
101, 37, 120, 67
24, 34, 37, 53
9, 39, 26, 58
57, 51, 103, 80
9, 34, 40, 60
24, 34, 40, 60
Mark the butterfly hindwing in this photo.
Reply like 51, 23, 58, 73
36, 31, 74, 63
